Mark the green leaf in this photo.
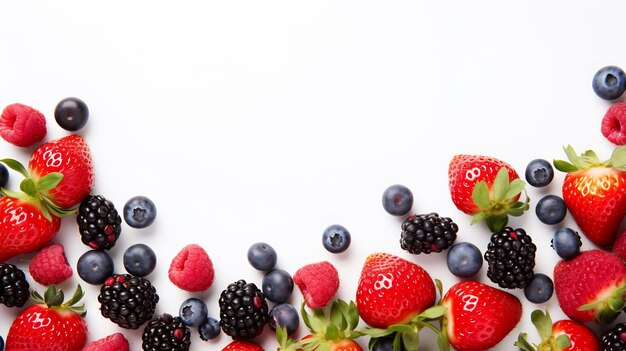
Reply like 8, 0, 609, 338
1, 188, 30, 200
39, 203, 53, 221
436, 331, 450, 351
393, 332, 403, 351
485, 214, 508, 233
563, 145, 581, 168
580, 150, 600, 165
492, 167, 510, 201
0, 158, 29, 177
36, 172, 64, 192
330, 301, 344, 329
555, 334, 571, 350
64, 285, 85, 307
359, 328, 393, 338
418, 305, 447, 320
470, 211, 488, 225
325, 324, 340, 341
472, 181, 491, 209
435, 279, 443, 304
553, 160, 578, 173
514, 333, 536, 351
347, 301, 360, 331
388, 324, 415, 334
504, 179, 525, 200
578, 301, 599, 311
610, 146, 626, 168
20, 178, 37, 196
530, 309, 552, 340
401, 330, 419, 351
44, 286, 64, 307
508, 207, 526, 217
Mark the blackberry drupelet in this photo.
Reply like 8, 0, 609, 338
142, 313, 191, 351
484, 227, 537, 289
219, 279, 269, 339
602, 323, 626, 351
98, 274, 159, 329
400, 213, 459, 254
77, 194, 122, 250
0, 263, 30, 308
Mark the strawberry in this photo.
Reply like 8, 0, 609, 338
612, 229, 626, 262
355, 252, 436, 328
516, 309, 601, 351
448, 154, 529, 232
553, 249, 626, 324
6, 285, 88, 351
439, 280, 522, 351
223, 340, 265, 351
554, 145, 626, 247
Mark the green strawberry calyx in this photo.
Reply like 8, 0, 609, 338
31, 285, 86, 317
554, 145, 626, 172
515, 309, 571, 351
578, 284, 626, 324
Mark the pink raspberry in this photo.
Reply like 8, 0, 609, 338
81, 333, 129, 351
293, 261, 339, 308
29, 244, 72, 285
601, 102, 626, 145
168, 244, 215, 292
0, 103, 47, 147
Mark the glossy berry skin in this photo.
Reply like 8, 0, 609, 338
535, 194, 567, 225
77, 250, 114, 285
123, 196, 156, 228
372, 336, 406, 351
553, 319, 601, 351
247, 242, 277, 271
262, 269, 294, 303
0, 335, 3, 351
524, 273, 554, 304
268, 303, 299, 336
123, 243, 157, 277
54, 97, 89, 131
525, 159, 554, 187
199, 317, 221, 341
0, 163, 8, 188
552, 227, 582, 260
179, 298, 208, 327
601, 323, 626, 351
322, 224, 351, 253
592, 66, 626, 100
446, 242, 482, 278
382, 184, 414, 216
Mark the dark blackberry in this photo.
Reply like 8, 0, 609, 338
142, 313, 191, 351
98, 274, 159, 329
0, 263, 30, 308
218, 279, 269, 339
484, 227, 537, 289
602, 323, 626, 351
76, 194, 122, 250
400, 213, 459, 254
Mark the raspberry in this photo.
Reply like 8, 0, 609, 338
293, 261, 339, 308
29, 244, 72, 285
168, 244, 215, 292
0, 103, 47, 147
601, 102, 626, 145
81, 333, 129, 351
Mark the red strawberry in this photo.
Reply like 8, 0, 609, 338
29, 243, 72, 285
223, 340, 265, 351
293, 261, 340, 308
440, 280, 522, 351
355, 252, 436, 328
516, 309, 601, 351
0, 103, 47, 147
448, 154, 528, 232
553, 249, 626, 323
554, 145, 626, 247
601, 102, 626, 145
613, 229, 626, 262
6, 285, 88, 351
81, 333, 129, 351
168, 244, 215, 292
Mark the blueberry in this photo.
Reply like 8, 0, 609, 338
0, 163, 8, 189
77, 250, 114, 285
535, 194, 567, 225
382, 184, 414, 216
372, 335, 407, 351
123, 243, 157, 277
446, 242, 483, 278
524, 273, 554, 304
525, 159, 554, 187
123, 196, 157, 228
247, 242, 277, 271
268, 303, 299, 336
54, 97, 89, 131
551, 227, 582, 260
593, 66, 626, 100
322, 224, 351, 253
199, 317, 221, 341
179, 297, 208, 327
0, 335, 4, 351
262, 269, 294, 303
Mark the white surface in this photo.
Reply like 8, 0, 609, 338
1, 1, 626, 350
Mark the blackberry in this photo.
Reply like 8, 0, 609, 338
77, 194, 122, 250
484, 227, 537, 289
0, 263, 30, 308
400, 213, 459, 254
602, 323, 626, 351
218, 279, 269, 339
98, 274, 159, 329
142, 313, 191, 351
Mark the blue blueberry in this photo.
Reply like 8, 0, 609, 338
0, 335, 4, 351
268, 303, 299, 336
179, 297, 208, 327
55, 97, 89, 131
525, 159, 554, 188
551, 227, 582, 260
382, 184, 414, 216
77, 250, 114, 285
535, 194, 567, 225
199, 317, 221, 341
123, 243, 157, 277
247, 242, 277, 271
0, 163, 8, 189
524, 273, 554, 304
262, 269, 294, 303
446, 242, 483, 278
123, 196, 157, 228
593, 66, 626, 100
322, 224, 351, 253
372, 335, 407, 351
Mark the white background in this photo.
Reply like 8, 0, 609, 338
1, 1, 626, 350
